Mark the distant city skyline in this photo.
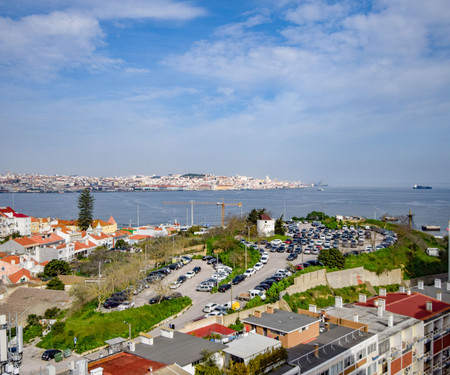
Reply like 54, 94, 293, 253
1, 0, 449, 186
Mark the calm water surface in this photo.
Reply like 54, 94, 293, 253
0, 187, 449, 234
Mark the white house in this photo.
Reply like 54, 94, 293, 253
257, 214, 275, 237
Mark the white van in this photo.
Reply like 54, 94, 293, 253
249, 289, 266, 300
196, 284, 213, 292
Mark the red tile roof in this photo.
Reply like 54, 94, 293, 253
8, 269, 31, 284
260, 214, 272, 220
187, 323, 236, 338
356, 292, 450, 320
88, 352, 166, 375
108, 216, 116, 224
29, 233, 63, 245
129, 235, 151, 240
13, 213, 29, 218
0, 207, 15, 214
1, 255, 22, 265
13, 237, 37, 247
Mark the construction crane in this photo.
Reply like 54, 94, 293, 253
163, 199, 243, 227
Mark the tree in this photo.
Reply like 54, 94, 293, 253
275, 215, 284, 235
247, 208, 267, 225
46, 277, 65, 290
44, 260, 70, 277
318, 248, 346, 269
77, 188, 95, 231
115, 239, 127, 249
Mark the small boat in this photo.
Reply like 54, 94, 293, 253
318, 188, 324, 191
413, 185, 432, 189
422, 225, 441, 231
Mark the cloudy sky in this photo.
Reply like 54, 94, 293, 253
1, 0, 449, 186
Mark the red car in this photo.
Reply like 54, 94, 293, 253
285, 239, 292, 244
295, 264, 304, 270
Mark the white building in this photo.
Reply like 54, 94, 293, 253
257, 214, 275, 237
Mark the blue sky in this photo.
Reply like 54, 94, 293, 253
1, 0, 449, 186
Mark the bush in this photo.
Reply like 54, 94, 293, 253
318, 248, 345, 269
46, 277, 65, 290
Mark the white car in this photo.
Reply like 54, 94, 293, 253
204, 311, 224, 318
170, 281, 181, 289
271, 239, 282, 245
203, 302, 219, 313
117, 301, 135, 311
253, 262, 263, 271
260, 255, 269, 264
244, 268, 256, 277
185, 271, 196, 279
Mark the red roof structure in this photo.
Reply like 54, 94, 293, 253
13, 237, 37, 248
88, 352, 166, 375
187, 323, 236, 338
8, 269, 31, 284
260, 214, 272, 220
356, 292, 450, 320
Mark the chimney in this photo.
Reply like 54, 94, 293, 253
388, 315, 394, 327
254, 311, 262, 318
437, 292, 442, 301
418, 281, 424, 290
377, 306, 384, 317
314, 344, 319, 358
399, 286, 405, 293
335, 296, 343, 308
406, 288, 412, 296
435, 279, 441, 289
309, 305, 317, 313
358, 294, 367, 303
353, 314, 359, 323
447, 282, 450, 291
426, 301, 433, 311
140, 333, 154, 346
378, 299, 386, 309
90, 369, 103, 375
379, 288, 386, 297
161, 328, 174, 339
266, 306, 274, 314
128, 341, 135, 352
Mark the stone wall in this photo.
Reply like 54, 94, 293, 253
285, 267, 403, 295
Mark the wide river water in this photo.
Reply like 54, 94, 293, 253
0, 187, 449, 235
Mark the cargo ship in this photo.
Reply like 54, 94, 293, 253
413, 185, 432, 189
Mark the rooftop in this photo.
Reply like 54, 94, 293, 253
243, 308, 319, 334
326, 304, 421, 342
187, 323, 236, 338
125, 331, 227, 367
288, 324, 374, 373
356, 292, 450, 321
88, 352, 166, 375
223, 334, 281, 359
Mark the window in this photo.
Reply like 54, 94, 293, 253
379, 339, 390, 355
367, 343, 377, 355
367, 363, 377, 375
344, 355, 355, 368
1, 267, 4, 271
319, 370, 329, 375
330, 362, 343, 375
356, 348, 366, 361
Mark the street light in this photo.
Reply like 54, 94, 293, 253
124, 321, 131, 341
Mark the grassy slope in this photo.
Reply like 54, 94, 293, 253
38, 297, 191, 352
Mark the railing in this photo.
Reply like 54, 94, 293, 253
289, 328, 368, 370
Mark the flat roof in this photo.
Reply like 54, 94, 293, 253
411, 284, 450, 304
223, 334, 281, 359
288, 324, 374, 373
125, 331, 227, 366
325, 305, 421, 342
243, 309, 319, 334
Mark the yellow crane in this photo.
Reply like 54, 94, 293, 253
163, 199, 242, 227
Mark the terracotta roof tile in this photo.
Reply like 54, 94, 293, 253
8, 269, 31, 284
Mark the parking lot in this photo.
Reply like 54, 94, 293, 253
113, 223, 396, 335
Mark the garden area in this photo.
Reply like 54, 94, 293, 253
35, 297, 191, 353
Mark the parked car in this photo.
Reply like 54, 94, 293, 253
149, 295, 163, 304
193, 266, 201, 273
253, 262, 264, 271
117, 301, 135, 311
103, 299, 121, 309
185, 271, 196, 279
196, 284, 213, 292
218, 283, 231, 293
41, 349, 62, 361
232, 274, 246, 285
260, 255, 269, 264
162, 292, 182, 301
203, 302, 219, 313
244, 268, 256, 277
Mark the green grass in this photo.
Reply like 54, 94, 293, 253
38, 297, 191, 352
284, 284, 372, 311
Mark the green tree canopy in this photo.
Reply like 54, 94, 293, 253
44, 259, 71, 277
46, 277, 65, 290
246, 208, 267, 225
318, 248, 346, 269
275, 215, 285, 235
77, 189, 95, 231
306, 211, 329, 220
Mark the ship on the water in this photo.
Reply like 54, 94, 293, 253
413, 185, 432, 189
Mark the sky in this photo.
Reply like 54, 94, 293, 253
0, 0, 449, 186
